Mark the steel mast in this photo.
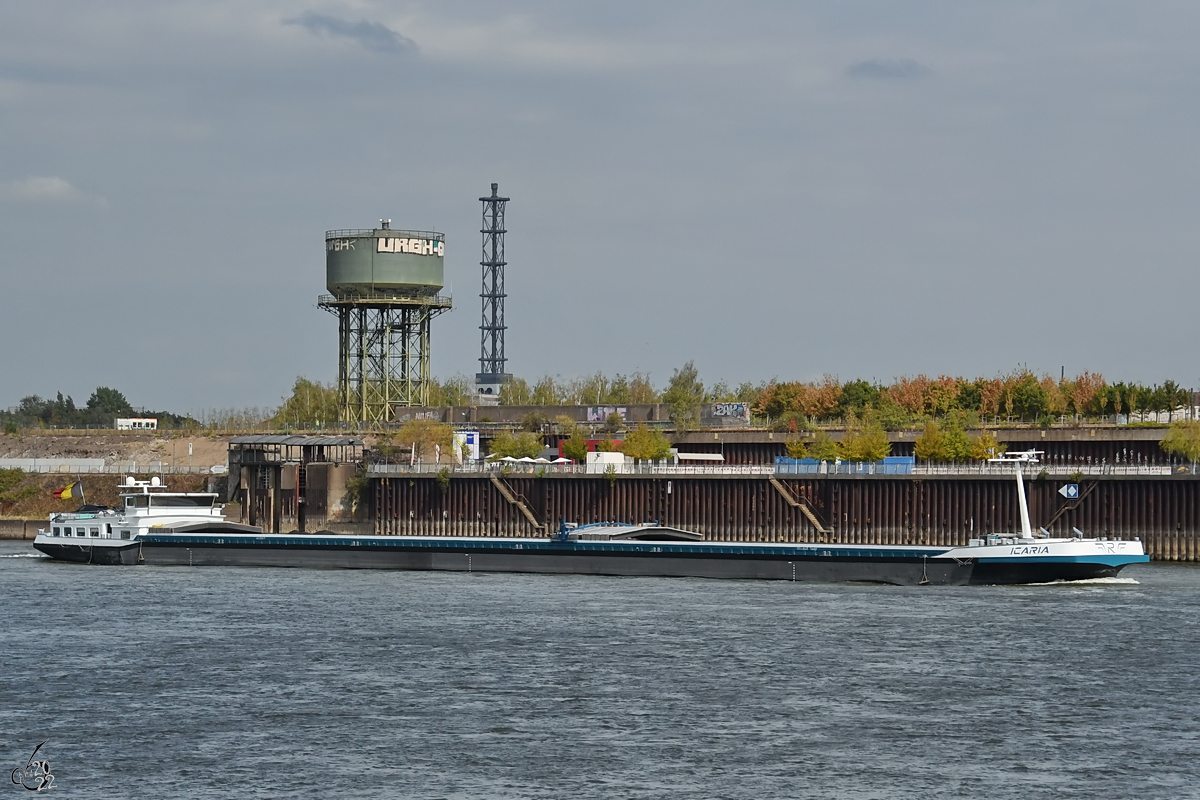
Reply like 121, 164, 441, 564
476, 182, 511, 399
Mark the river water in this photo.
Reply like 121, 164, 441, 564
2, 539, 1198, 799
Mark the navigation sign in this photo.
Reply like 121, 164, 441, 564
1059, 483, 1079, 499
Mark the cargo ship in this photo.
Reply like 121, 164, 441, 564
32, 453, 1148, 585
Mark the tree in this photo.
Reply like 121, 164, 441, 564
969, 429, 1005, 461
622, 425, 673, 461
1160, 421, 1200, 462
273, 377, 339, 429
86, 387, 133, 416
488, 430, 544, 459
556, 415, 589, 461
628, 373, 658, 404
840, 416, 891, 462
914, 421, 947, 462
393, 419, 455, 463
521, 411, 549, 432
429, 375, 473, 406
1161, 380, 1185, 422
809, 431, 840, 461
1009, 371, 1049, 420
838, 379, 879, 416
941, 414, 972, 460
532, 376, 560, 406
499, 377, 532, 405
784, 438, 809, 459
663, 361, 704, 431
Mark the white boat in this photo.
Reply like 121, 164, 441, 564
33, 476, 258, 565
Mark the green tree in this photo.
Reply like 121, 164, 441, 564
555, 415, 589, 461
1010, 372, 1049, 420
608, 375, 632, 404
621, 425, 673, 461
521, 411, 549, 432
914, 421, 947, 462
707, 381, 738, 402
499, 377, 532, 405
532, 376, 560, 406
273, 377, 339, 429
838, 379, 879, 416
628, 373, 658, 404
488, 430, 544, 459
808, 430, 840, 461
784, 438, 809, 459
941, 412, 972, 460
969, 429, 1005, 460
841, 416, 891, 462
1160, 421, 1200, 462
663, 361, 704, 431
86, 387, 133, 416
429, 375, 473, 406
393, 418, 455, 463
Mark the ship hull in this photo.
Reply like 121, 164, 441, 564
33, 541, 141, 566
136, 542, 975, 585
28, 533, 1146, 586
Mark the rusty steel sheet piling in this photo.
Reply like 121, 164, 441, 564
370, 473, 1200, 561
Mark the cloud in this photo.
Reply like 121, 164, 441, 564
284, 12, 416, 54
0, 176, 107, 206
845, 58, 930, 80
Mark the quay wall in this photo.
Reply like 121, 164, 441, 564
371, 474, 1200, 562
0, 519, 41, 539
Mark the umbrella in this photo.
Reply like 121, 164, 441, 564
518, 457, 537, 463
550, 458, 572, 464
533, 457, 552, 464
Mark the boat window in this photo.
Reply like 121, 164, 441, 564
62, 529, 71, 536
128, 496, 149, 508
90, 527, 100, 537
150, 496, 215, 509
52, 527, 60, 536
77, 527, 87, 536
106, 524, 112, 534
120, 530, 131, 540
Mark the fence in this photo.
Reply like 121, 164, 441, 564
367, 463, 778, 476
367, 461, 1186, 478
1, 463, 227, 475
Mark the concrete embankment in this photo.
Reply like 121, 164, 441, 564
0, 519, 41, 540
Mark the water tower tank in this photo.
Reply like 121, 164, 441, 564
325, 222, 445, 298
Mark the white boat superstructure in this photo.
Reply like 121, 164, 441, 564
33, 477, 251, 563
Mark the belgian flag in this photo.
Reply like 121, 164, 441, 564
53, 479, 83, 500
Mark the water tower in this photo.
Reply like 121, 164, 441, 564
319, 221, 452, 425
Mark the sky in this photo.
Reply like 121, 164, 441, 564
2, 1, 1198, 414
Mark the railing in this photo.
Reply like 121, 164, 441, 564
325, 228, 443, 239
913, 463, 1175, 476
317, 293, 453, 307
367, 461, 1185, 478
369, 463, 775, 476
9, 464, 227, 475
